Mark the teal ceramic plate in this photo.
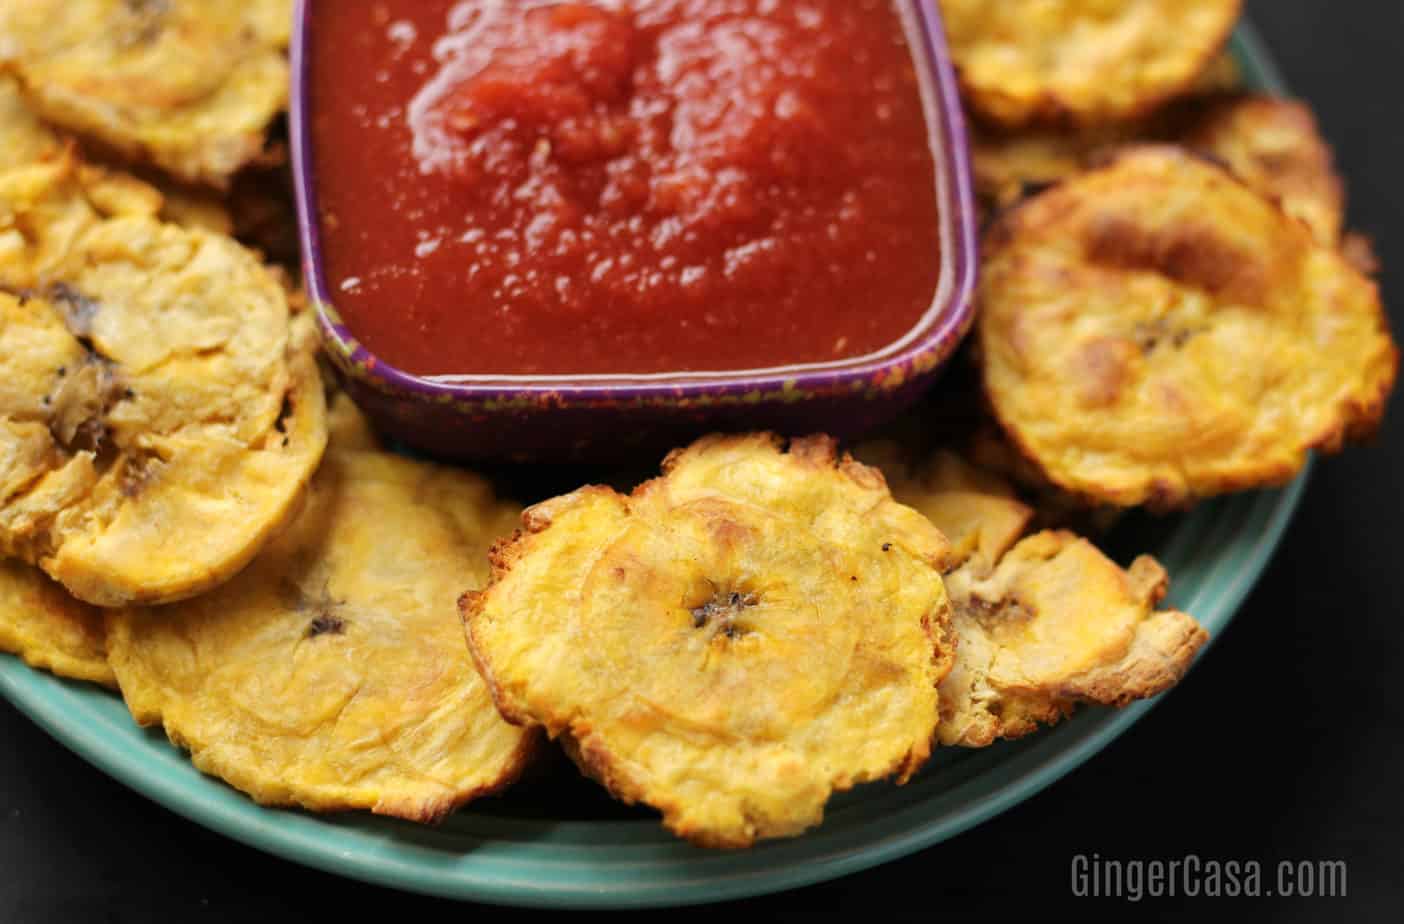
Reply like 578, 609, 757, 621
0, 26, 1298, 910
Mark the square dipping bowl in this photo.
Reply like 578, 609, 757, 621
291, 0, 977, 463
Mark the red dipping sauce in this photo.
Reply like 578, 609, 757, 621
311, 0, 941, 377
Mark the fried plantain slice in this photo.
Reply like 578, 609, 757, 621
0, 158, 326, 605
0, 0, 291, 187
868, 448, 1205, 745
106, 449, 534, 822
463, 433, 955, 848
1184, 95, 1345, 245
0, 156, 160, 283
971, 91, 1346, 246
971, 119, 1143, 214
0, 84, 237, 238
968, 53, 1246, 215
979, 146, 1398, 509
3, 71, 248, 236
941, 0, 1241, 127
857, 442, 1034, 573
0, 558, 113, 686
938, 531, 1207, 746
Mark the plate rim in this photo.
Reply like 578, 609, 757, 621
0, 22, 1299, 910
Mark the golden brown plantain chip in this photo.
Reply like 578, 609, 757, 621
941, 0, 1241, 126
938, 531, 1207, 746
968, 105, 1195, 217
866, 449, 1205, 745
857, 442, 1034, 572
463, 433, 955, 848
1184, 95, 1345, 245
971, 119, 1142, 214
106, 449, 533, 822
0, 0, 291, 187
971, 91, 1346, 246
968, 58, 1245, 215
0, 557, 113, 686
1, 72, 244, 238
979, 146, 1398, 509
0, 157, 326, 605
0, 156, 155, 281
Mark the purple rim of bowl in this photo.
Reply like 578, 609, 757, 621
290, 0, 978, 407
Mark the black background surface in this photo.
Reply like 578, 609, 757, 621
3, 1, 1401, 919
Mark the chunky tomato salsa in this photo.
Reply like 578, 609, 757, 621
312, 0, 941, 376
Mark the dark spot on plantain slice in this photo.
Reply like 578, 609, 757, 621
1133, 318, 1200, 354
691, 590, 758, 640
46, 354, 124, 456
41, 284, 133, 456
960, 592, 1034, 630
48, 283, 100, 342
118, 450, 164, 498
281, 578, 350, 639
272, 394, 294, 446
306, 614, 346, 638
121, 0, 171, 46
